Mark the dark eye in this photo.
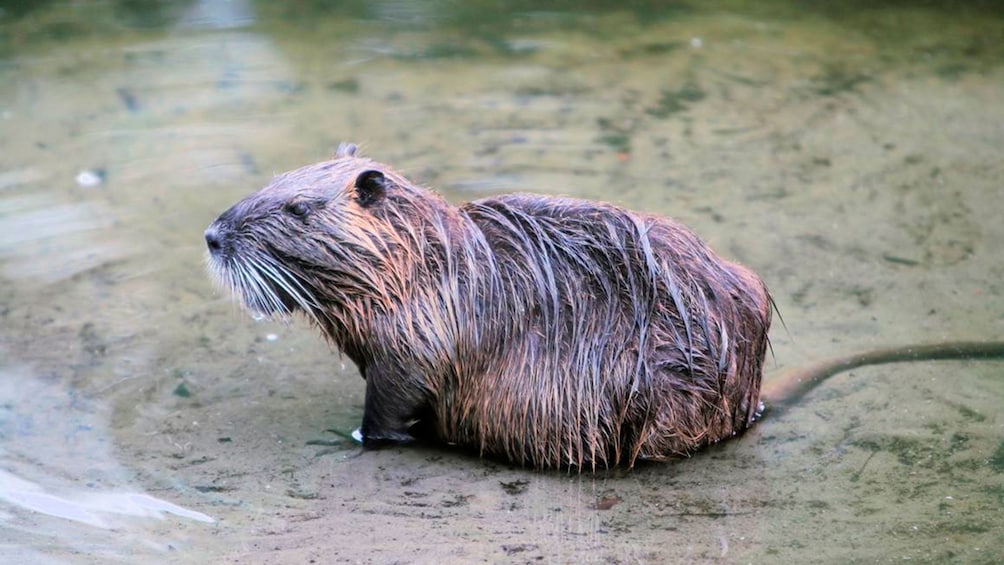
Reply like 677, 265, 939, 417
286, 200, 312, 218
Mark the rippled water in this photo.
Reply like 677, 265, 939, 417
2, 1, 1002, 562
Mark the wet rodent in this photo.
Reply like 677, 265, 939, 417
204, 144, 1004, 469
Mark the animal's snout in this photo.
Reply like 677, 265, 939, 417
204, 224, 225, 256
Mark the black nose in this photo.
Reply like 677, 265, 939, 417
205, 225, 224, 255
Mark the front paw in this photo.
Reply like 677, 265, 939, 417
360, 426, 414, 448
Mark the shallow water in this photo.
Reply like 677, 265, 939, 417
1, 0, 1003, 562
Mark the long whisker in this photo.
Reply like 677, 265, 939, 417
252, 254, 323, 326
231, 254, 287, 320
249, 257, 291, 319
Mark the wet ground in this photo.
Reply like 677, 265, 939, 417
1, 0, 1003, 562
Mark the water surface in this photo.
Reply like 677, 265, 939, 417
1, 1, 1003, 562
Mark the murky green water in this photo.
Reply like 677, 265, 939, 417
2, 1, 1003, 562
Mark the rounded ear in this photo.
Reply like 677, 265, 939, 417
355, 169, 387, 208
335, 142, 358, 158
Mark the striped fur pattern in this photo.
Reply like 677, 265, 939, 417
205, 144, 772, 470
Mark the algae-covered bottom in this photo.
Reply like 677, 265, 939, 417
1, 1, 1002, 562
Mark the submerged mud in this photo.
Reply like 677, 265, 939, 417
1, 1, 1002, 562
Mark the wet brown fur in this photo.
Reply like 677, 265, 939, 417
205, 144, 772, 470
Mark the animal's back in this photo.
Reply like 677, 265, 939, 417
437, 194, 771, 469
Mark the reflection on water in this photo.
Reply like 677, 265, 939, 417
178, 0, 255, 31
0, 368, 214, 560
1, 0, 1003, 562
0, 193, 132, 282
0, 470, 213, 528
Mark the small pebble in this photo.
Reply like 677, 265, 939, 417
75, 169, 104, 188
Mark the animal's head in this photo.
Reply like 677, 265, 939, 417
204, 143, 414, 322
